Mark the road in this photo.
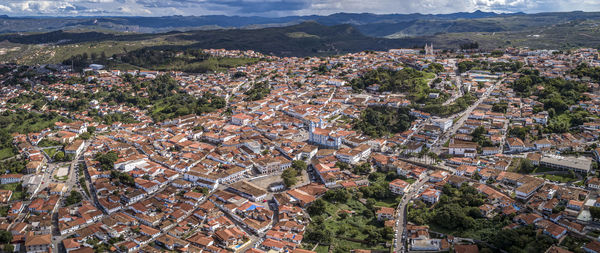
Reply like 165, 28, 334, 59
430, 78, 504, 155
392, 176, 429, 253
51, 141, 91, 253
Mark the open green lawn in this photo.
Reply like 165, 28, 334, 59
44, 148, 57, 159
532, 166, 559, 174
536, 173, 576, 183
0, 148, 15, 160
405, 178, 416, 184
314, 245, 329, 253
54, 175, 68, 181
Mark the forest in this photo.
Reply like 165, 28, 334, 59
353, 106, 413, 138
63, 48, 259, 73
457, 60, 523, 73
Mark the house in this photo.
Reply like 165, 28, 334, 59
376, 207, 395, 221
0, 174, 23, 185
156, 234, 189, 250
448, 143, 477, 157
227, 181, 267, 202
65, 139, 85, 156
588, 178, 600, 190
515, 178, 544, 200
454, 244, 479, 253
231, 113, 254, 126
584, 240, 600, 253
567, 200, 583, 211
506, 137, 526, 152
420, 188, 441, 204
389, 179, 410, 195
62, 238, 80, 253
25, 233, 52, 253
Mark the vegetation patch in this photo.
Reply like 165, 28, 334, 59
353, 106, 413, 138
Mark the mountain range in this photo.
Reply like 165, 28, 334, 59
1, 11, 600, 64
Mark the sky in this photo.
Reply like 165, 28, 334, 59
0, 0, 598, 17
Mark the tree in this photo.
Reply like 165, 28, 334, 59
590, 206, 600, 220
492, 102, 508, 113
519, 159, 534, 173
307, 199, 327, 216
323, 189, 350, 203
353, 162, 371, 175
54, 151, 65, 161
79, 132, 91, 140
65, 190, 83, 206
4, 243, 13, 252
354, 106, 413, 137
95, 151, 118, 170
0, 230, 11, 244
281, 168, 298, 187
291, 160, 307, 172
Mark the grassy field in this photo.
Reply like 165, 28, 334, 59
0, 148, 15, 160
54, 175, 68, 181
44, 148, 58, 159
536, 173, 576, 183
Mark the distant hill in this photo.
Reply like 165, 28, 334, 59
1, 11, 600, 40
2, 13, 600, 64
0, 11, 517, 35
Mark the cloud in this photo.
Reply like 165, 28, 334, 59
0, 5, 11, 12
0, 0, 597, 16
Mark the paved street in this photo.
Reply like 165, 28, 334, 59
431, 78, 504, 155
393, 175, 429, 253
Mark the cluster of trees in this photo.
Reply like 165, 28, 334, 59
508, 126, 531, 140
421, 93, 477, 117
571, 63, 600, 82
335, 161, 371, 175
95, 151, 119, 171
471, 126, 494, 147
148, 75, 226, 122
360, 172, 397, 201
65, 190, 83, 206
281, 168, 298, 187
409, 185, 489, 230
118, 48, 209, 69
590, 206, 600, 220
425, 63, 444, 74
281, 160, 307, 187
460, 42, 479, 50
245, 82, 271, 101
62, 51, 109, 71
52, 151, 73, 162
353, 106, 413, 138
110, 170, 135, 187
457, 60, 523, 73
0, 110, 67, 160
408, 184, 556, 252
492, 102, 508, 113
305, 188, 393, 248
511, 71, 590, 133
0, 230, 12, 252
0, 159, 27, 174
350, 67, 430, 93
493, 225, 556, 253
0, 110, 66, 134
